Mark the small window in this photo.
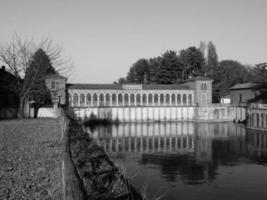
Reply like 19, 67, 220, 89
51, 81, 56, 89
239, 94, 242, 103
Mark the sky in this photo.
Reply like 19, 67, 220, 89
0, 0, 267, 83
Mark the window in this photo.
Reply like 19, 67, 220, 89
148, 94, 153, 106
86, 94, 91, 106
93, 94, 98, 106
239, 94, 242, 103
73, 93, 78, 106
171, 94, 175, 106
68, 94, 72, 106
80, 94, 85, 106
106, 94, 110, 106
99, 94, 104, 106
183, 94, 187, 105
166, 94, 170, 106
124, 94, 129, 106
130, 94, 135, 106
142, 94, 147, 106
160, 94, 164, 106
177, 94, 181, 105
136, 94, 141, 106
154, 94, 158, 106
118, 94, 123, 106
51, 81, 56, 89
188, 94, 192, 105
112, 94, 117, 106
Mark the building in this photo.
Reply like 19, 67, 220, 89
44, 73, 67, 105
0, 66, 19, 119
230, 82, 267, 105
220, 95, 230, 104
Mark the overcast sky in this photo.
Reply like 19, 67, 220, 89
0, 0, 266, 83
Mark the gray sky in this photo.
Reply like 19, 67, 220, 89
0, 0, 266, 83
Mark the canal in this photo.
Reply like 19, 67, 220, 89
87, 122, 267, 200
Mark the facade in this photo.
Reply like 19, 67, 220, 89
44, 73, 67, 105
247, 103, 267, 131
229, 83, 267, 105
0, 66, 19, 119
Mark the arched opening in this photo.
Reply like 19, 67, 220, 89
188, 94, 192, 105
171, 94, 175, 106
86, 94, 91, 106
51, 81, 56, 89
183, 94, 187, 105
262, 114, 264, 128
80, 94, 85, 107
142, 94, 147, 106
68, 94, 72, 106
93, 93, 98, 106
160, 94, 164, 106
112, 94, 117, 106
177, 94, 181, 105
148, 94, 153, 106
124, 94, 129, 106
99, 94, 104, 106
136, 94, 141, 106
166, 94, 170, 106
130, 94, 135, 106
154, 94, 158, 106
118, 94, 123, 106
257, 113, 260, 127
106, 94, 110, 106
73, 93, 78, 106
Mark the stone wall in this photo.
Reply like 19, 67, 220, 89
73, 105, 246, 122
247, 104, 267, 131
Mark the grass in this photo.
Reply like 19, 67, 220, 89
0, 118, 63, 200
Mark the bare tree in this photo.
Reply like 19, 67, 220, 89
0, 35, 71, 118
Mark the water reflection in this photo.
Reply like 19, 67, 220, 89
87, 123, 267, 200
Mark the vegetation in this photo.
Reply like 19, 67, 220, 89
0, 36, 70, 118
117, 41, 265, 103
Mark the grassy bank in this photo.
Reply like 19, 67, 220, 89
0, 118, 63, 200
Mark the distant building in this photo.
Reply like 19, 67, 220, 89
44, 73, 67, 105
220, 95, 230, 104
0, 66, 19, 119
230, 83, 267, 105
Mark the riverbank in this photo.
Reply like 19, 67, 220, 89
0, 118, 63, 200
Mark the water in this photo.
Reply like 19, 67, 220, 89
88, 122, 267, 200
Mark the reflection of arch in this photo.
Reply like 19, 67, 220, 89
177, 94, 181, 105
93, 93, 98, 106
86, 93, 91, 106
183, 94, 187, 105
136, 94, 141, 106
142, 94, 147, 106
188, 94, 192, 105
73, 93, 78, 106
80, 93, 85, 106
148, 94, 153, 106
166, 94, 170, 106
130, 94, 135, 106
171, 94, 175, 106
124, 94, 129, 106
118, 94, 123, 106
68, 94, 72, 106
112, 94, 116, 106
154, 94, 158, 106
160, 94, 164, 106
106, 93, 110, 106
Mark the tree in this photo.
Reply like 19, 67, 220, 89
157, 50, 183, 84
250, 62, 267, 83
118, 77, 126, 84
0, 36, 69, 118
26, 48, 56, 118
206, 41, 218, 76
179, 47, 205, 80
126, 58, 150, 83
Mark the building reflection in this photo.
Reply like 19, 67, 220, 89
88, 122, 267, 183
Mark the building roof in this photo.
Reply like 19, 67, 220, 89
44, 73, 66, 80
230, 83, 260, 90
67, 83, 193, 90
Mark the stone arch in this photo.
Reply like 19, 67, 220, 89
188, 94, 192, 105
130, 94, 135, 106
160, 94, 164, 106
112, 93, 117, 106
118, 93, 123, 106
177, 94, 181, 105
99, 93, 104, 106
183, 94, 187, 105
73, 93, 78, 106
106, 93, 110, 106
124, 94, 129, 106
80, 94, 85, 107
136, 94, 141, 106
166, 94, 170, 106
154, 94, 158, 106
93, 93, 98, 106
68, 93, 72, 106
171, 94, 175, 106
142, 94, 147, 106
148, 93, 153, 106
86, 93, 91, 106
